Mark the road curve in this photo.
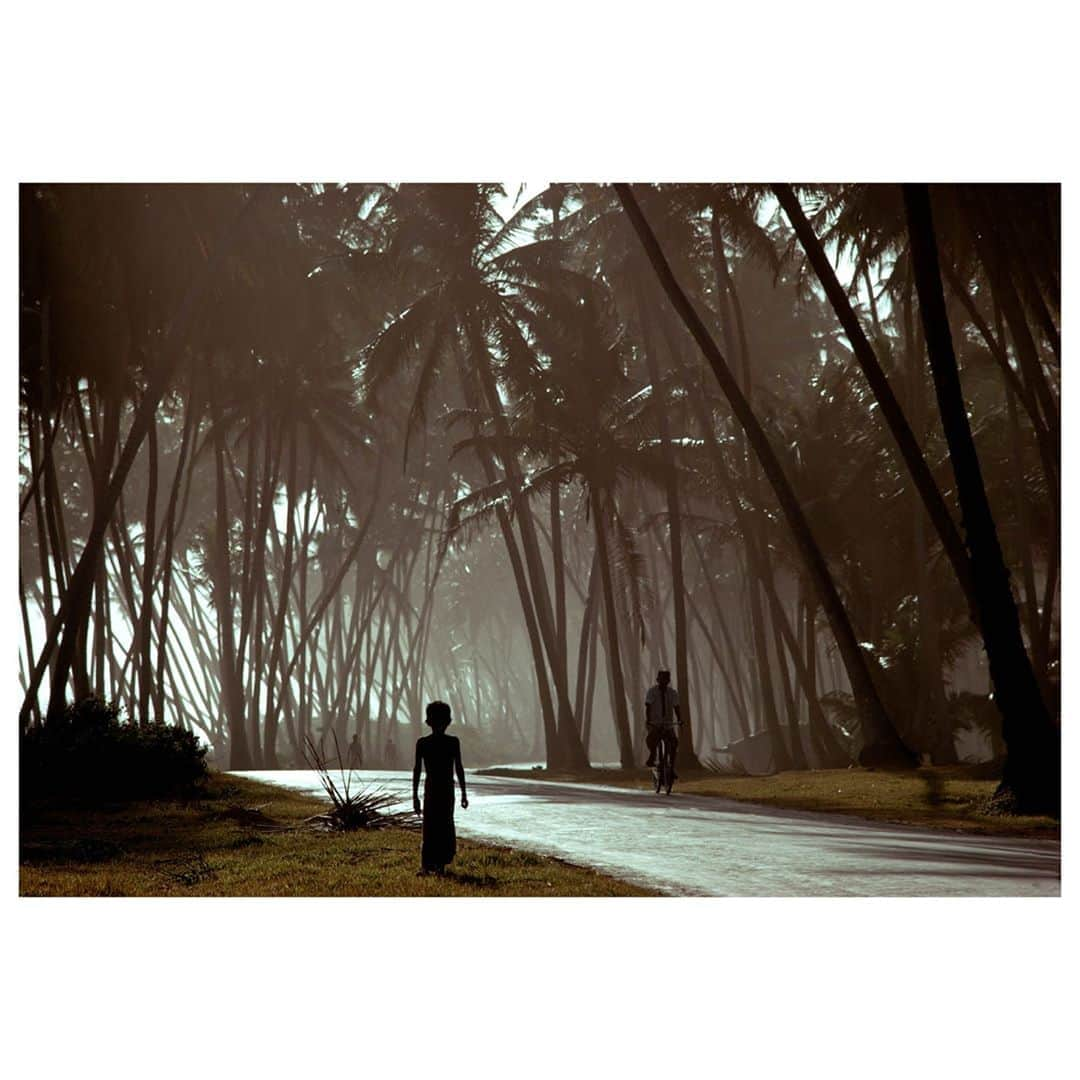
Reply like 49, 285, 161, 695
234, 769, 1060, 897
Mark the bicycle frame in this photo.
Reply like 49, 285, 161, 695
653, 728, 676, 794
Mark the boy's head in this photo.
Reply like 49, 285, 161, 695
425, 700, 452, 732
657, 669, 671, 687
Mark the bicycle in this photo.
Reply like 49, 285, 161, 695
652, 728, 677, 795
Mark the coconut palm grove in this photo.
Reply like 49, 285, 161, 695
19, 182, 1060, 821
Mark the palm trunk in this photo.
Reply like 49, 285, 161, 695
136, 415, 159, 723
902, 279, 952, 763
590, 486, 636, 768
582, 600, 601, 757
574, 547, 601, 735
18, 565, 40, 727
551, 472, 568, 697
211, 396, 252, 769
28, 415, 57, 692
154, 391, 196, 724
902, 183, 1059, 815
265, 431, 301, 764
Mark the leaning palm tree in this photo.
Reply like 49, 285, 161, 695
902, 184, 1059, 815
616, 183, 915, 767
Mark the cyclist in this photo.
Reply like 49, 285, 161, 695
644, 668, 681, 774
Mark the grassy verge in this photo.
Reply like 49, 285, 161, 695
20, 773, 654, 897
479, 765, 1059, 838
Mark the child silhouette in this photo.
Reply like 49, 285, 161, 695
412, 701, 468, 874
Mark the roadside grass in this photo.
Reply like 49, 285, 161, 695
479, 764, 1059, 838
20, 773, 654, 897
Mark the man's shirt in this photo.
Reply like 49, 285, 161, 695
645, 684, 680, 726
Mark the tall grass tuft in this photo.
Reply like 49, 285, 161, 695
301, 733, 416, 832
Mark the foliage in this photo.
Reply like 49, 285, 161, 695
21, 697, 207, 805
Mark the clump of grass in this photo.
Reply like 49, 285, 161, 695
301, 734, 415, 832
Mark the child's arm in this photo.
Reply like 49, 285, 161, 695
454, 739, 468, 809
412, 741, 422, 814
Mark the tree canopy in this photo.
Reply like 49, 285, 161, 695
19, 181, 1060, 812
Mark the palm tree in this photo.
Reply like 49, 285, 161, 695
444, 286, 669, 768
616, 183, 916, 767
359, 183, 592, 768
20, 185, 265, 728
902, 184, 1059, 815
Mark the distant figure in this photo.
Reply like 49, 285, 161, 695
644, 668, 681, 771
348, 733, 363, 769
384, 735, 398, 769
412, 701, 468, 874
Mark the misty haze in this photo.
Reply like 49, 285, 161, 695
19, 182, 1060, 897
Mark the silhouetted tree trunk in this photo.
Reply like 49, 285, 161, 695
28, 414, 57, 695
154, 389, 197, 724
901, 279, 953, 763
582, 601, 600, 757
211, 393, 253, 769
18, 565, 40, 726
902, 183, 1059, 815
135, 415, 159, 724
1004, 383, 1049, 701
574, 549, 600, 739
591, 486, 636, 768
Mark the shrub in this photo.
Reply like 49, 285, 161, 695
21, 698, 208, 805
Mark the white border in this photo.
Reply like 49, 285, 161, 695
4, 3, 1074, 1077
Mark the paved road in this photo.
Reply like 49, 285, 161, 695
234, 769, 1061, 897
